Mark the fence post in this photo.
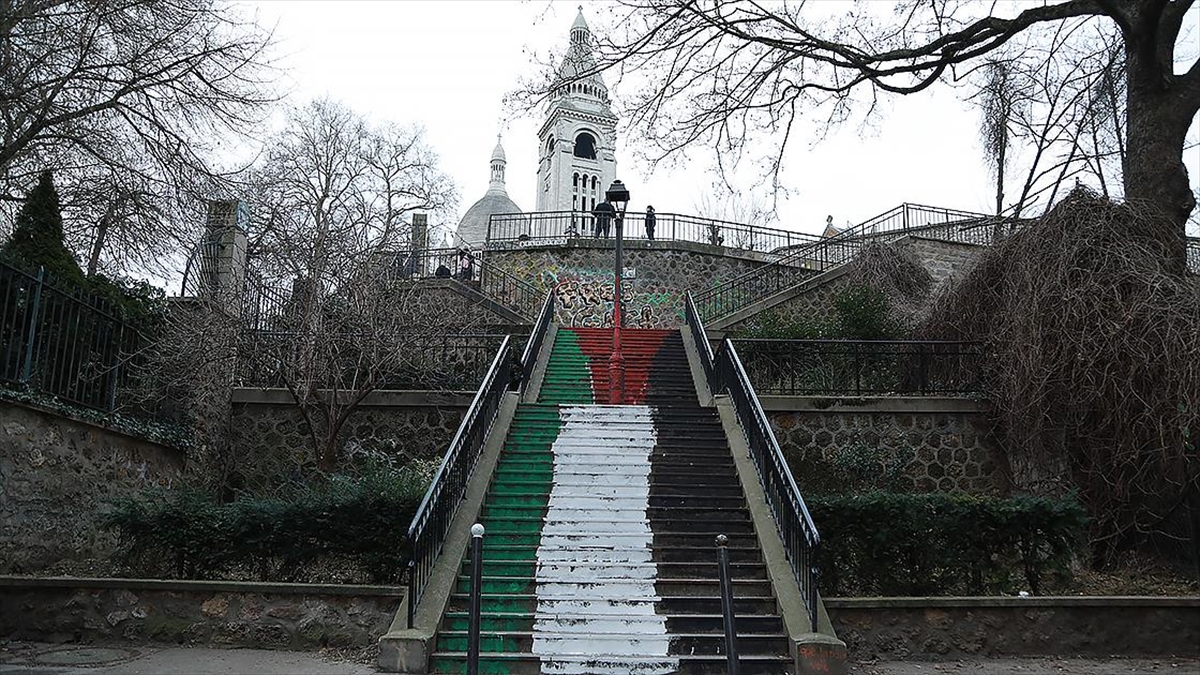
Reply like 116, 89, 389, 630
20, 266, 46, 385
717, 534, 740, 675
468, 523, 485, 675
106, 321, 126, 412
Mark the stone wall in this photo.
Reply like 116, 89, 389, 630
764, 397, 1003, 495
827, 597, 1200, 659
486, 240, 771, 327
0, 401, 185, 574
0, 577, 399, 649
228, 390, 470, 489
720, 236, 986, 334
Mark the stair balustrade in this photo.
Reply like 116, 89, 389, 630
518, 292, 555, 392
401, 336, 512, 629
686, 292, 823, 633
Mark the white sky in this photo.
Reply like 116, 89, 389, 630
240, 0, 1199, 238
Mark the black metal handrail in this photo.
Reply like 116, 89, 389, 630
403, 335, 512, 628
519, 292, 555, 394
732, 338, 984, 396
486, 211, 821, 253
714, 337, 821, 632
475, 254, 543, 321
693, 204, 990, 322
684, 291, 716, 393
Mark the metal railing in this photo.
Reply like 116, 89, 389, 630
0, 261, 153, 415
486, 211, 821, 253
370, 247, 544, 321
694, 204, 990, 322
234, 331, 519, 391
1188, 237, 1199, 274
733, 339, 984, 396
403, 335, 512, 628
684, 291, 821, 631
519, 292, 555, 393
684, 291, 715, 390
714, 338, 822, 632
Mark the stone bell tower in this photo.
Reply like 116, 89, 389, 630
534, 7, 618, 230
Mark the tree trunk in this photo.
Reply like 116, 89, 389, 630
1122, 31, 1196, 271
87, 203, 115, 276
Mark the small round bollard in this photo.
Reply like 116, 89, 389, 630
716, 534, 728, 547
472, 523, 485, 538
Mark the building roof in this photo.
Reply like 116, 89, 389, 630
457, 191, 522, 246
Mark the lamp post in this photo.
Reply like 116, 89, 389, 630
606, 179, 630, 404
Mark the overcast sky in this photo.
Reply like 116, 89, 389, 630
241, 0, 1199, 238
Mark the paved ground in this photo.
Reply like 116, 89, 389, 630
849, 657, 1200, 674
0, 642, 375, 675
3, 642, 1199, 674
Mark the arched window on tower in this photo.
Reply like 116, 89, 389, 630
574, 132, 597, 160
546, 136, 556, 155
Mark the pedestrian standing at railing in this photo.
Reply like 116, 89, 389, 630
593, 200, 615, 239
457, 248, 475, 281
645, 205, 656, 241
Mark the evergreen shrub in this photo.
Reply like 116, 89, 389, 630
809, 492, 1087, 596
104, 463, 429, 583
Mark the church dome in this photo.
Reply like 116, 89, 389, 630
456, 135, 522, 247
457, 191, 522, 246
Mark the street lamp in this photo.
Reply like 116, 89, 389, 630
606, 180, 630, 404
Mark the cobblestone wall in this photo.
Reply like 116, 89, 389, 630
0, 578, 398, 649
227, 392, 468, 490
487, 241, 770, 327
0, 402, 184, 574
722, 236, 986, 333
767, 400, 1003, 495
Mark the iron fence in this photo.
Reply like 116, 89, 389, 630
368, 247, 543, 322
694, 204, 991, 322
0, 260, 152, 414
733, 339, 984, 396
234, 331, 520, 391
713, 337, 821, 632
486, 211, 821, 253
1188, 237, 1199, 274
403, 335, 513, 628
684, 291, 716, 391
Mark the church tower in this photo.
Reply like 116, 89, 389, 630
535, 7, 618, 227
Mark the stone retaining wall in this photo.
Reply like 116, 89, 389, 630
827, 597, 1200, 659
764, 397, 1004, 495
0, 577, 399, 649
0, 401, 184, 574
228, 390, 471, 490
486, 240, 770, 327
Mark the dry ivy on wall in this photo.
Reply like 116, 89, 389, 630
918, 189, 1200, 567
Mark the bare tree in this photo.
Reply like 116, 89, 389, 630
975, 59, 1017, 215
237, 98, 463, 472
521, 0, 1199, 260
245, 98, 457, 281
0, 0, 276, 274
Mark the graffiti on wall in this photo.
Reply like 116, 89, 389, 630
537, 268, 683, 328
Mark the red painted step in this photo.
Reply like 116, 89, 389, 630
565, 327, 672, 404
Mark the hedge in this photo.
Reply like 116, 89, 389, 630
104, 464, 428, 584
808, 492, 1087, 596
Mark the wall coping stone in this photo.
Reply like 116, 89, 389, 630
824, 596, 1200, 609
0, 397, 184, 453
759, 395, 990, 414
231, 388, 475, 408
0, 575, 404, 598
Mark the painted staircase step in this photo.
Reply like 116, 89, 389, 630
441, 612, 784, 633
448, 594, 782, 616
463, 561, 769, 580
454, 577, 775, 596
429, 654, 792, 675
434, 631, 789, 656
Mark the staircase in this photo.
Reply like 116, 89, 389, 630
428, 327, 793, 674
